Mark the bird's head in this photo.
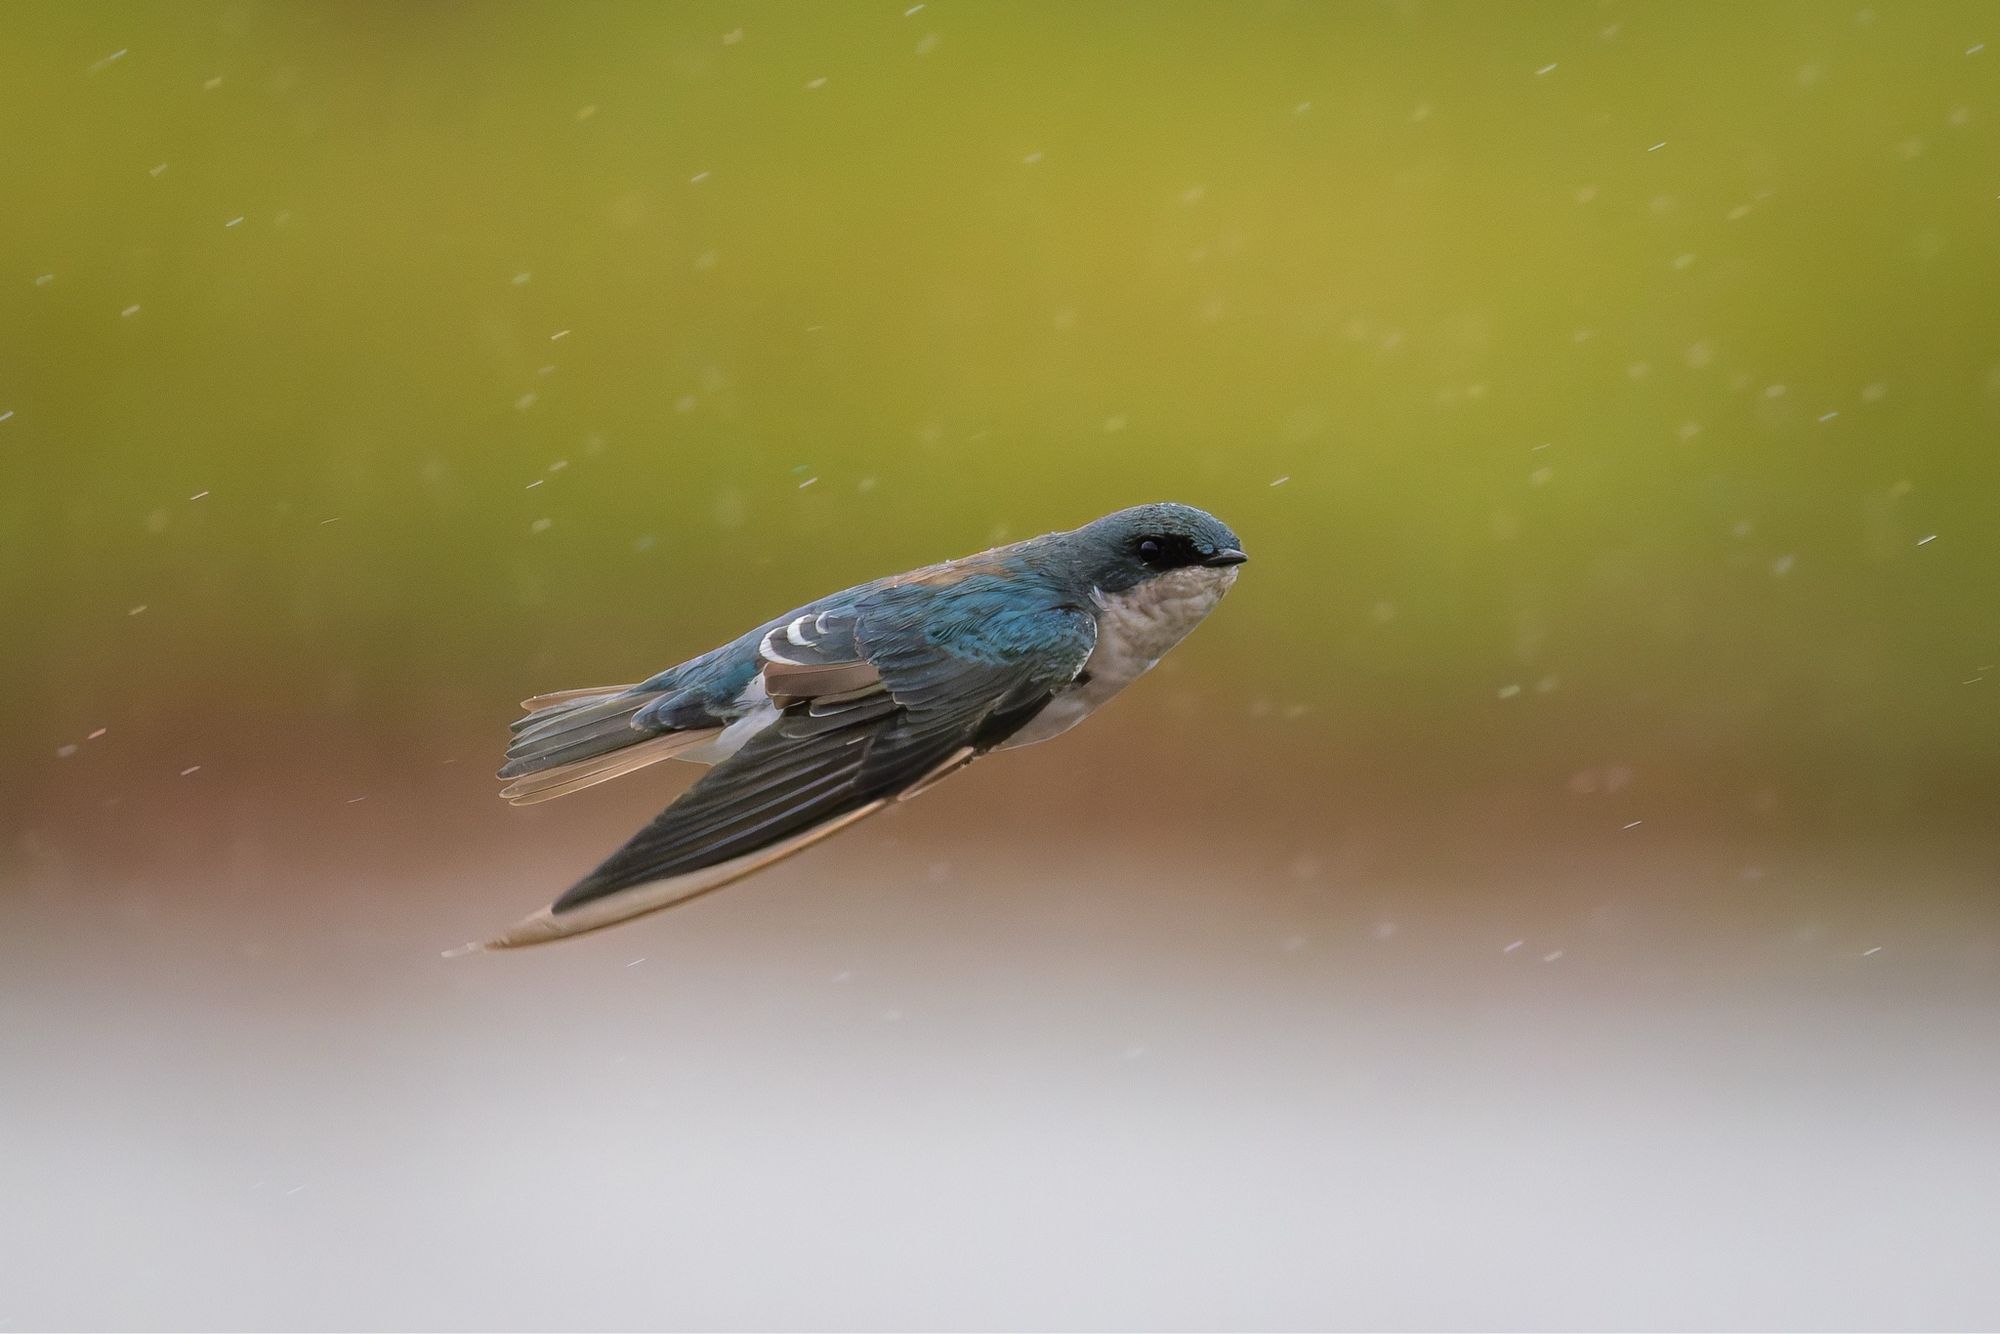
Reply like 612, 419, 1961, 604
1070, 502, 1248, 595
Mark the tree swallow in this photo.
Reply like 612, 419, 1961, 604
459, 502, 1247, 951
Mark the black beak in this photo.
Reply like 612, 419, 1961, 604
1203, 548, 1249, 567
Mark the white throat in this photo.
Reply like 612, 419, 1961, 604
1002, 564, 1238, 748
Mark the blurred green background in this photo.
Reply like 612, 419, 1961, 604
7, 0, 1997, 827
5, 4, 1999, 1329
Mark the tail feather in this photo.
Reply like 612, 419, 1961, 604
504, 711, 654, 774
500, 730, 716, 805
497, 685, 709, 803
519, 684, 636, 714
509, 691, 645, 739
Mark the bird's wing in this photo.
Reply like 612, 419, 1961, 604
495, 557, 1014, 804
469, 599, 1096, 949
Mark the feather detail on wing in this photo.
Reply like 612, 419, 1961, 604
466, 601, 1096, 950
755, 610, 883, 704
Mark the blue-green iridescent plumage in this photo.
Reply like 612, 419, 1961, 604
474, 503, 1243, 949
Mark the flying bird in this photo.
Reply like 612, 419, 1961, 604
459, 502, 1246, 951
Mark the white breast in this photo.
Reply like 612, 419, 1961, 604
1001, 564, 1238, 748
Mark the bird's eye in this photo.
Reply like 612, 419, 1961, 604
1137, 538, 1165, 564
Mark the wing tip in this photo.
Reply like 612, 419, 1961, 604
459, 800, 894, 954
442, 909, 568, 956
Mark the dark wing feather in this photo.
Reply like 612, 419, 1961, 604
554, 690, 900, 908
469, 600, 1094, 949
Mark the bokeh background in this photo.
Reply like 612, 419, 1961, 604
5, 2, 1998, 1329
